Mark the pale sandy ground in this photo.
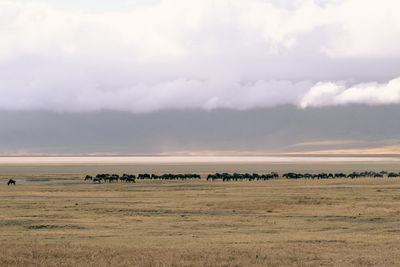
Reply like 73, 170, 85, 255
0, 155, 398, 165
288, 145, 400, 155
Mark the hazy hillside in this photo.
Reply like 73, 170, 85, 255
1, 104, 399, 155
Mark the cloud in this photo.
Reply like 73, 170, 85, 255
300, 77, 400, 108
0, 77, 312, 112
299, 82, 344, 108
1, 0, 400, 112
336, 78, 400, 105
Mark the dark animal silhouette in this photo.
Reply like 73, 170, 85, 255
83, 170, 400, 185
93, 177, 102, 183
7, 179, 15, 186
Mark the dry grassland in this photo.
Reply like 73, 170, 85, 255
1, 172, 400, 266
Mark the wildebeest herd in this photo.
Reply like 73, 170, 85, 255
206, 172, 279, 181
84, 171, 400, 183
84, 173, 201, 183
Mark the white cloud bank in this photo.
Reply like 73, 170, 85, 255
300, 77, 400, 108
1, 0, 400, 112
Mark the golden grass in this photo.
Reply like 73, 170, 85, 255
2, 174, 400, 266
2, 242, 400, 266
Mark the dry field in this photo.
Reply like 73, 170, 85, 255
1, 160, 400, 266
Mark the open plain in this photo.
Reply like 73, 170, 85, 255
2, 157, 400, 266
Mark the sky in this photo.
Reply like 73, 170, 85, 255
1, 0, 400, 154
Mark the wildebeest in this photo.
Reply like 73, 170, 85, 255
93, 177, 102, 183
83, 170, 400, 185
138, 174, 151, 179
7, 179, 15, 186
121, 174, 136, 183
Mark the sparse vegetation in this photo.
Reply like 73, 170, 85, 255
2, 168, 400, 266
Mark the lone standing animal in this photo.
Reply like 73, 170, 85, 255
7, 179, 16, 186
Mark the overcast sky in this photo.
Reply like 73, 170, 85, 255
1, 0, 400, 153
1, 0, 400, 112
